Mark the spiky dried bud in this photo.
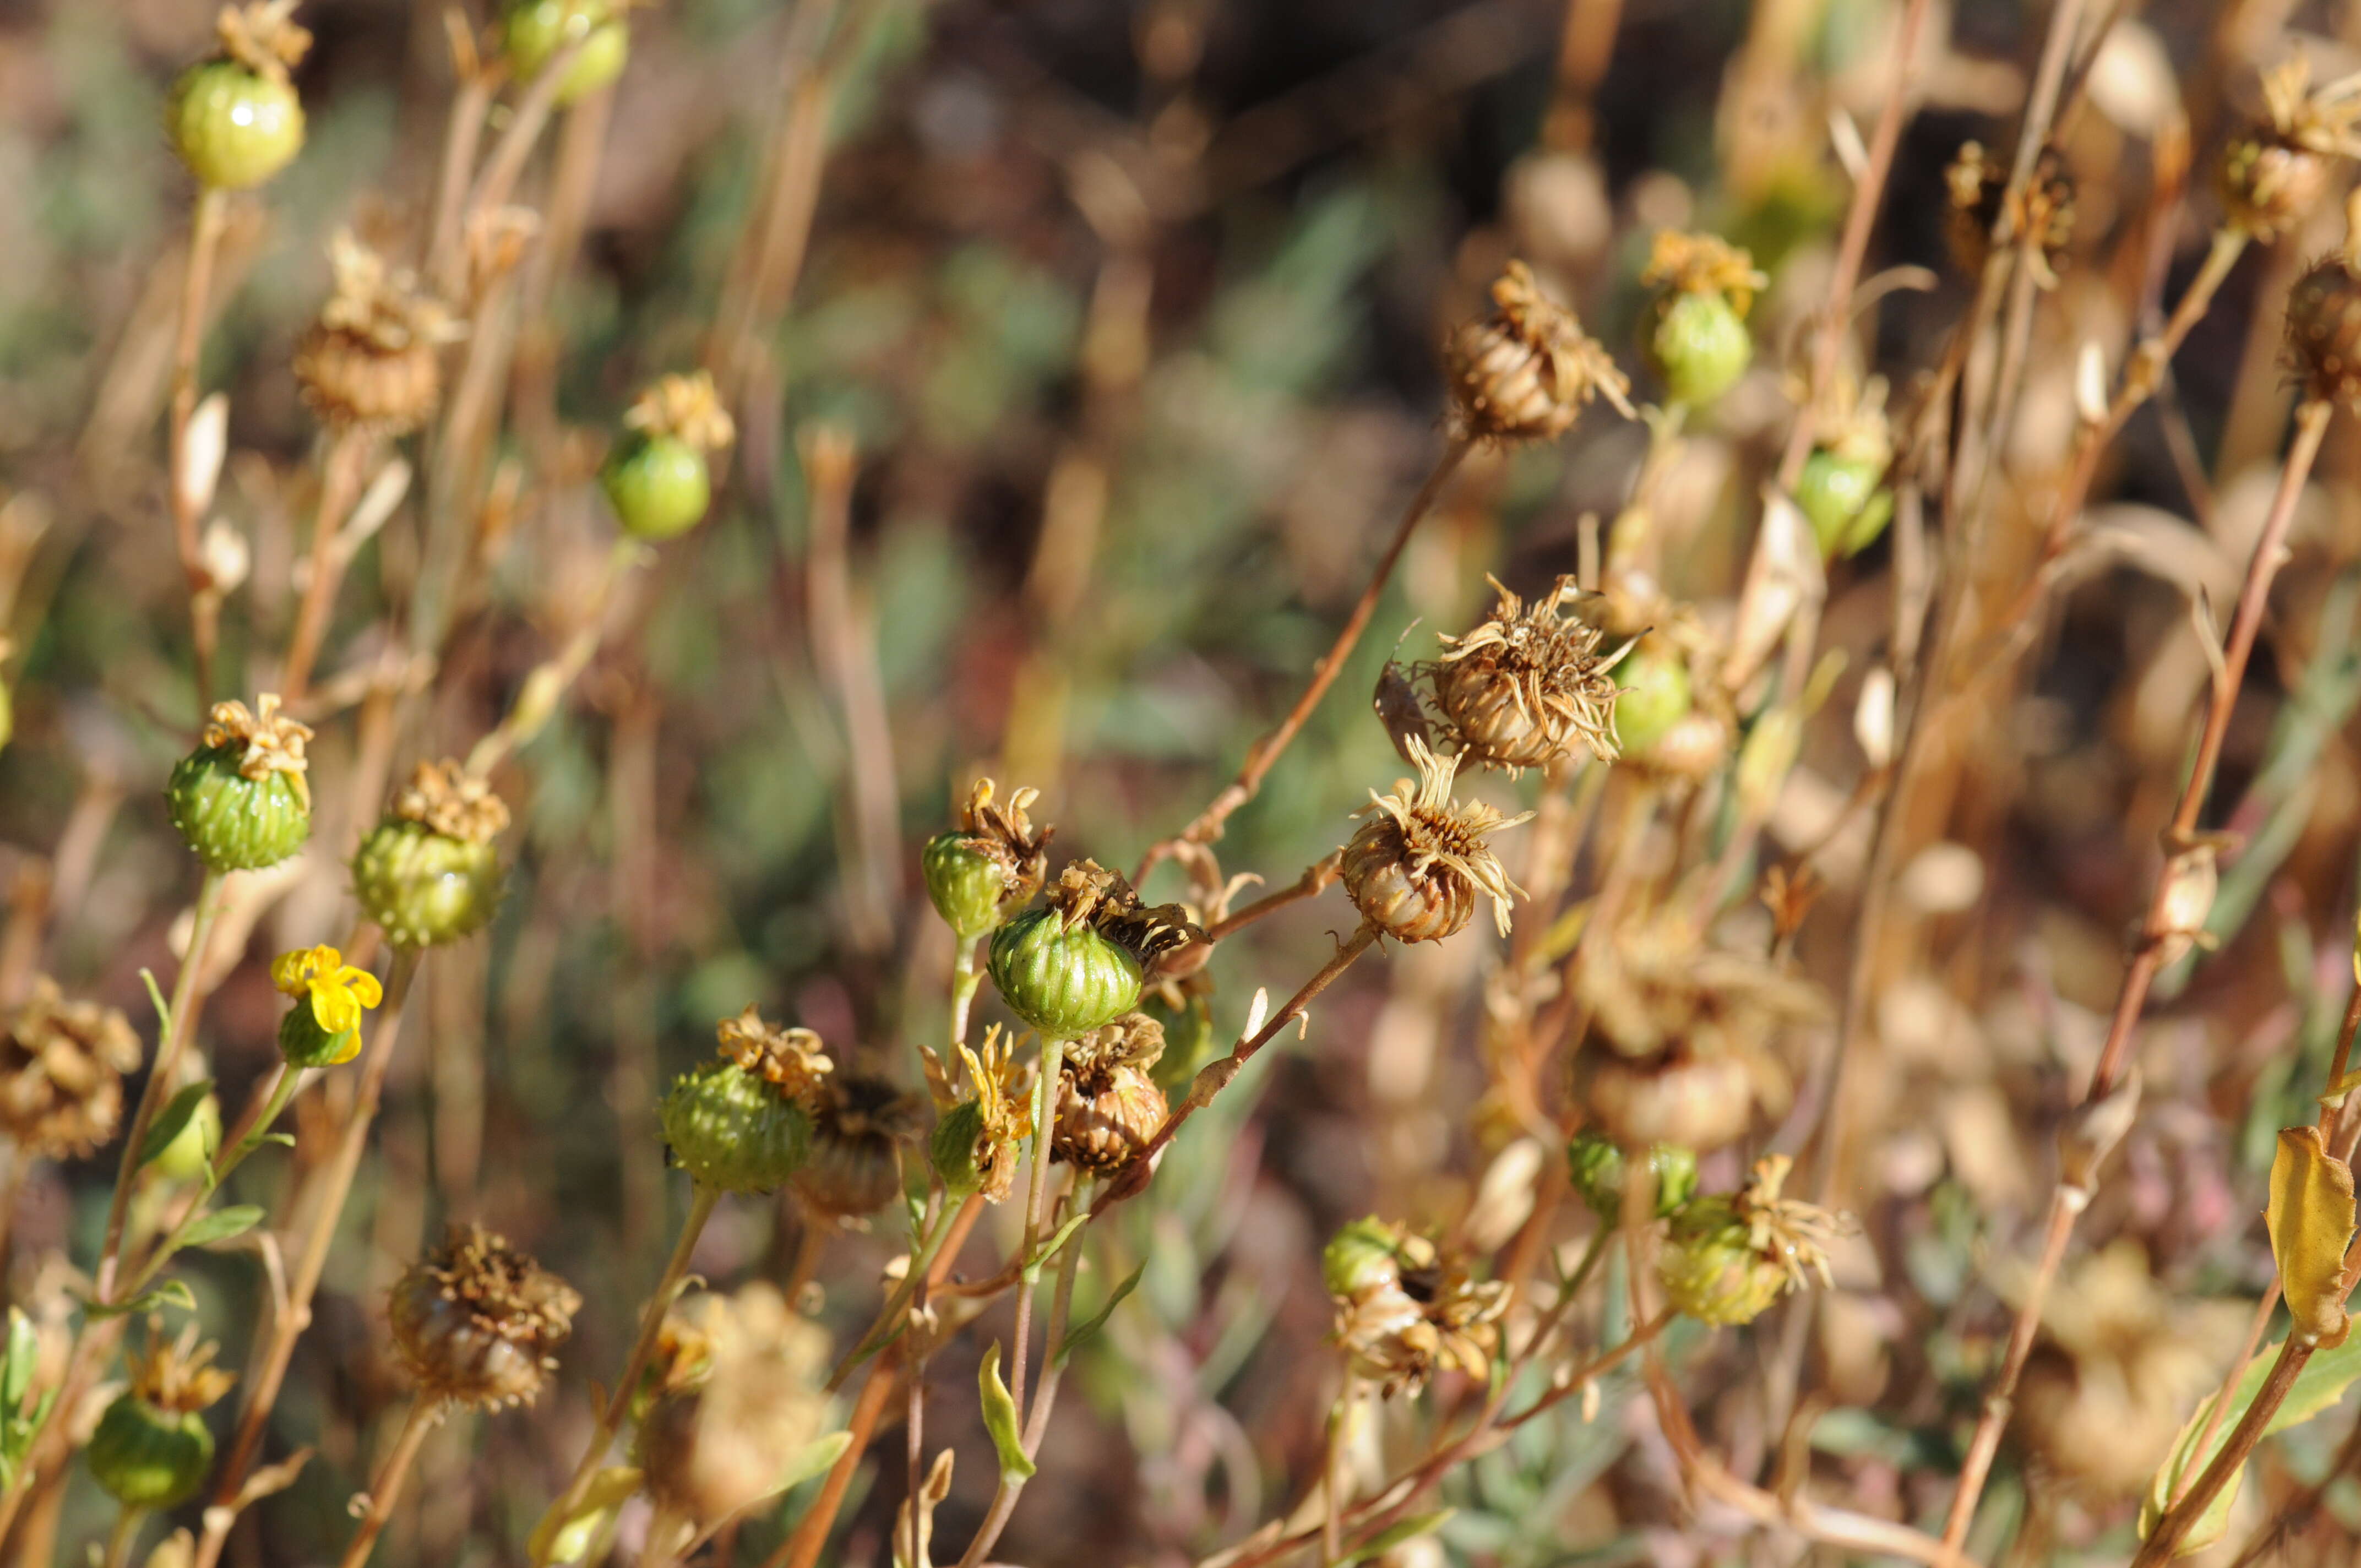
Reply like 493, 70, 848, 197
293, 233, 461, 433
1946, 141, 2076, 285
989, 861, 1202, 1039
389, 1223, 580, 1409
353, 761, 510, 949
1657, 1156, 1852, 1326
930, 1026, 1029, 1202
1444, 261, 1631, 442
922, 778, 1053, 940
1424, 575, 1621, 773
0, 980, 141, 1162
1325, 1222, 1508, 1397
661, 1011, 829, 1194
1051, 1012, 1167, 1174
636, 1284, 831, 1527
1342, 738, 1531, 943
87, 1326, 235, 1510
167, 695, 313, 870
1641, 232, 1765, 407
2220, 57, 2361, 239
167, 3, 309, 190
2286, 198, 2361, 410
793, 1075, 925, 1219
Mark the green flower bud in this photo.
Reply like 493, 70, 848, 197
1657, 1155, 1847, 1326
277, 1003, 356, 1070
89, 1392, 214, 1510
1322, 1217, 1405, 1302
923, 780, 1051, 940
1647, 291, 1753, 408
147, 1093, 221, 1186
166, 698, 313, 872
1610, 638, 1691, 757
660, 1010, 833, 1196
988, 862, 1198, 1041
503, 1, 630, 106
167, 59, 304, 191
929, 1098, 988, 1196
1566, 1131, 1698, 1225
352, 760, 512, 950
1797, 449, 1894, 560
602, 433, 710, 542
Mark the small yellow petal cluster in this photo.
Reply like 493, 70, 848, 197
271, 945, 384, 1039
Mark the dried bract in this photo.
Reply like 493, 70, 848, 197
293, 233, 460, 432
1325, 1219, 1508, 1397
201, 694, 314, 810
1426, 574, 1621, 772
0, 981, 141, 1162
392, 758, 512, 845
1343, 738, 1531, 941
2221, 57, 2361, 239
1052, 1012, 1168, 1174
1444, 260, 1631, 442
389, 1223, 580, 1409
1946, 141, 2076, 286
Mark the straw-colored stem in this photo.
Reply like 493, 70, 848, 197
336, 1393, 442, 1568
281, 425, 376, 701
169, 186, 227, 700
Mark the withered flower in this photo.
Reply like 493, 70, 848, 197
624, 372, 737, 455
2286, 192, 2361, 410
2221, 56, 2361, 239
1946, 141, 2076, 286
201, 694, 314, 810
930, 1025, 1031, 1202
922, 778, 1053, 940
793, 1074, 927, 1220
389, 1223, 580, 1409
293, 232, 461, 433
1658, 1156, 1852, 1326
715, 1008, 835, 1108
1325, 1219, 1508, 1397
391, 758, 512, 844
1052, 1011, 1168, 1175
1342, 737, 1532, 943
1444, 260, 1632, 443
1425, 574, 1622, 773
0, 980, 142, 1162
637, 1284, 833, 1528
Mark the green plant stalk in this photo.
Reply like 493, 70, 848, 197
950, 937, 983, 1047
98, 1502, 145, 1568
116, 1063, 304, 1304
94, 869, 226, 1305
1006, 1032, 1068, 1427
169, 186, 227, 701
954, 1186, 1087, 1568
824, 1195, 964, 1392
531, 1182, 722, 1567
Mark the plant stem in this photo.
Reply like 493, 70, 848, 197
2134, 1335, 2316, 1567
95, 869, 225, 1305
824, 1195, 965, 1392
1323, 1384, 1352, 1566
169, 186, 227, 700
1135, 442, 1470, 888
99, 1504, 144, 1568
337, 1392, 442, 1568
1007, 1034, 1068, 1427
950, 937, 983, 1047
1204, 852, 1344, 942
531, 1182, 721, 1567
117, 1061, 304, 1304
281, 426, 376, 701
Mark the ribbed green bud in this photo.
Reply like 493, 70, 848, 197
1797, 449, 1894, 560
167, 745, 310, 872
1646, 291, 1753, 409
353, 820, 505, 950
1566, 1131, 1698, 1225
924, 834, 1013, 940
1658, 1197, 1783, 1326
988, 908, 1142, 1041
929, 1099, 987, 1196
660, 1062, 813, 1195
503, 1, 630, 105
278, 1003, 358, 1070
1610, 640, 1692, 757
1322, 1217, 1405, 1302
87, 1393, 214, 1511
167, 59, 304, 190
601, 432, 710, 541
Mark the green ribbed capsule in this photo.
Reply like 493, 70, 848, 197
1322, 1216, 1405, 1302
86, 1393, 214, 1511
503, 1, 630, 105
1646, 291, 1753, 409
167, 745, 310, 872
988, 908, 1142, 1041
659, 1062, 813, 1195
923, 834, 1013, 940
167, 59, 304, 190
1797, 449, 1895, 560
929, 1099, 987, 1195
278, 1003, 359, 1070
602, 432, 711, 541
353, 820, 504, 950
1566, 1131, 1698, 1225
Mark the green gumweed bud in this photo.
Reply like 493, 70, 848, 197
1566, 1131, 1698, 1225
1657, 1199, 1780, 1325
1647, 291, 1753, 407
168, 59, 305, 191
278, 1004, 356, 1069
1797, 449, 1894, 560
89, 1393, 214, 1510
604, 374, 735, 541
1609, 638, 1692, 757
923, 777, 1052, 939
930, 1098, 989, 1196
1322, 1216, 1406, 1302
503, 1, 630, 106
923, 835, 1005, 939
166, 697, 313, 872
987, 861, 1198, 1042
352, 761, 512, 950
660, 1010, 834, 1195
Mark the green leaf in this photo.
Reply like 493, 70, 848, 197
85, 1278, 198, 1320
1027, 1210, 1091, 1278
1339, 1510, 1454, 1566
977, 1343, 1035, 1482
140, 969, 171, 1033
771, 1430, 853, 1497
533, 1466, 644, 1566
1056, 1262, 1145, 1366
176, 1205, 265, 1251
1, 1309, 34, 1412
139, 1081, 217, 1172
258, 1131, 296, 1148
2141, 1333, 2361, 1554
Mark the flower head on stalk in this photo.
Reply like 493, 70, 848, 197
271, 945, 383, 1039
1342, 737, 1532, 941
1445, 260, 1633, 442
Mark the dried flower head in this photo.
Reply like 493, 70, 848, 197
0, 979, 142, 1161
1641, 232, 1767, 317
293, 232, 461, 432
714, 1007, 833, 1109
1945, 141, 2076, 286
389, 1223, 580, 1409
392, 759, 511, 845
124, 1324, 237, 1415
1657, 1156, 1853, 1326
2286, 193, 2361, 410
202, 694, 313, 810
214, 1, 311, 80
1328, 1222, 1509, 1397
2222, 56, 2361, 238
624, 372, 736, 454
637, 1283, 832, 1526
1042, 861, 1204, 971
1444, 260, 1632, 442
1342, 737, 1532, 941
1424, 574, 1622, 773
1053, 1012, 1168, 1174
794, 1074, 926, 1219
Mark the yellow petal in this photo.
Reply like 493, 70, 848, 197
2268, 1127, 2357, 1348
311, 985, 360, 1037
269, 948, 314, 998
338, 968, 383, 1010
328, 1027, 363, 1065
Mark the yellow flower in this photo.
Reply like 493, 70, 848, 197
270, 946, 383, 1037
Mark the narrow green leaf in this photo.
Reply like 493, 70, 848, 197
2, 1308, 35, 1411
258, 1131, 297, 1148
1339, 1510, 1454, 1566
2141, 1333, 2361, 1554
139, 1081, 217, 1172
1028, 1210, 1091, 1277
977, 1343, 1035, 1482
1056, 1262, 1145, 1366
771, 1430, 853, 1497
140, 969, 171, 1033
85, 1279, 198, 1320
176, 1205, 265, 1251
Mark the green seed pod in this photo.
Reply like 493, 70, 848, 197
1657, 1198, 1782, 1326
1647, 291, 1752, 408
1609, 638, 1692, 757
147, 1093, 221, 1186
602, 433, 711, 542
168, 698, 314, 872
88, 1392, 215, 1510
924, 835, 1004, 939
989, 910, 1141, 1041
1797, 449, 1894, 560
1566, 1131, 1698, 1225
353, 820, 504, 950
929, 1098, 989, 1196
1322, 1217, 1405, 1302
923, 780, 1052, 940
504, 1, 630, 106
661, 1062, 815, 1195
277, 1003, 357, 1070
167, 58, 304, 190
